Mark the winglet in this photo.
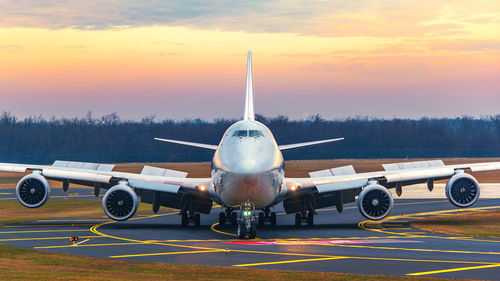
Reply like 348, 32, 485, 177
243, 51, 255, 121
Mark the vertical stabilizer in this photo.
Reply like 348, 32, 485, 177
243, 51, 255, 121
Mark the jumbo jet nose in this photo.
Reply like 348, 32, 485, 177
234, 158, 260, 174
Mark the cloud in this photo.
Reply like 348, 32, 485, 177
430, 40, 500, 51
0, 44, 24, 52
1, 0, 492, 38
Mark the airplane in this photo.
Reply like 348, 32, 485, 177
1, 51, 499, 239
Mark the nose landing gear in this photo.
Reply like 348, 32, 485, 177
237, 201, 257, 239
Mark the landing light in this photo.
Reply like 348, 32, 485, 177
290, 185, 297, 191
199, 185, 206, 191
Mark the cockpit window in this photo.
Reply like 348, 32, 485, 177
232, 130, 264, 138
233, 130, 248, 137
249, 130, 264, 137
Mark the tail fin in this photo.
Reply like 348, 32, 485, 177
243, 51, 255, 121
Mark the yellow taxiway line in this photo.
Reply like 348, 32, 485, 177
3, 224, 94, 228
234, 257, 347, 267
84, 202, 500, 276
407, 263, 500, 276
0, 229, 91, 234
311, 243, 500, 255
110, 249, 226, 258
0, 235, 100, 242
210, 222, 237, 237
35, 242, 148, 249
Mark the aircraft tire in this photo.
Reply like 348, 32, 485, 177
194, 213, 201, 227
219, 212, 226, 226
237, 221, 247, 239
295, 213, 301, 227
258, 212, 265, 226
307, 212, 314, 227
231, 212, 238, 226
270, 212, 277, 226
248, 223, 257, 239
181, 213, 189, 227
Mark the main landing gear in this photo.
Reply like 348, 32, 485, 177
218, 207, 237, 226
258, 207, 277, 226
180, 211, 201, 227
237, 201, 257, 239
294, 211, 315, 227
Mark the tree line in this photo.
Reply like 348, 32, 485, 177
0, 111, 499, 164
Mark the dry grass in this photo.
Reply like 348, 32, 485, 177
411, 210, 500, 239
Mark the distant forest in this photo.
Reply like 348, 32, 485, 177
0, 111, 499, 164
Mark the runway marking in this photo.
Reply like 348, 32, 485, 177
90, 212, 221, 252
37, 219, 108, 222
75, 238, 90, 246
35, 242, 149, 249
315, 243, 500, 255
233, 257, 347, 267
0, 229, 91, 234
0, 235, 100, 242
110, 249, 226, 258
210, 222, 237, 237
232, 253, 497, 267
0, 192, 12, 195
358, 205, 500, 243
86, 207, 500, 275
407, 263, 500, 276
3, 224, 94, 228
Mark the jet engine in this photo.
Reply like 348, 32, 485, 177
16, 173, 51, 208
445, 172, 480, 208
357, 183, 394, 220
102, 184, 138, 221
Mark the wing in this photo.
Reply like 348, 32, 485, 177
279, 138, 344, 151
154, 138, 218, 151
0, 160, 211, 193
284, 160, 500, 194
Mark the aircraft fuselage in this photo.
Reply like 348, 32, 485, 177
211, 120, 285, 208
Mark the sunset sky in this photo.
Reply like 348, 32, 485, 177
1, 1, 499, 120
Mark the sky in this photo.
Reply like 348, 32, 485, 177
0, 0, 499, 121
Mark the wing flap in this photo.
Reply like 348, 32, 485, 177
42, 168, 112, 183
383, 160, 444, 171
130, 166, 189, 193
308, 165, 365, 193
52, 160, 115, 171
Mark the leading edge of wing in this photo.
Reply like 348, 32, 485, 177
286, 160, 500, 193
279, 137, 344, 151
154, 138, 218, 151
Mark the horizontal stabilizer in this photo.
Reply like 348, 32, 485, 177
52, 160, 115, 171
279, 137, 344, 151
154, 138, 218, 151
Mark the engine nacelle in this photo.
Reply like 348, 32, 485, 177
357, 183, 394, 220
445, 172, 480, 208
16, 173, 51, 208
102, 184, 139, 221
